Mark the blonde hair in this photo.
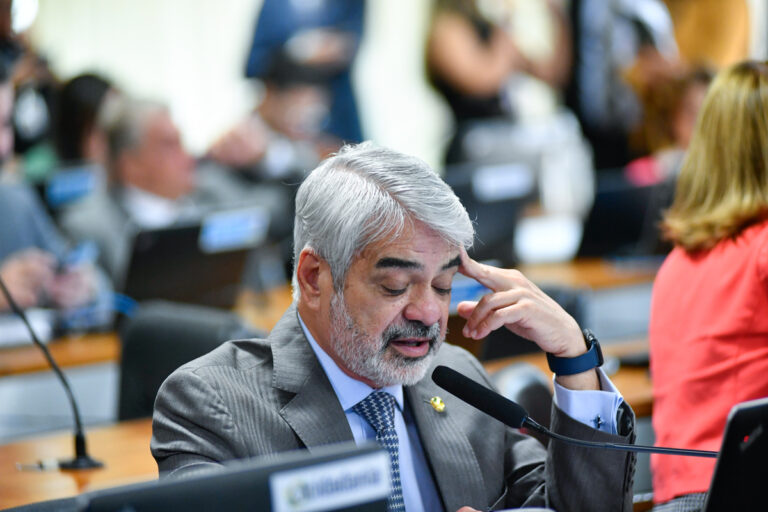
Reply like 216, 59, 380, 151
662, 60, 768, 251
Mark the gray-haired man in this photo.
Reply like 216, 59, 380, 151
152, 143, 635, 512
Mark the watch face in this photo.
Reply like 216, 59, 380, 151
583, 330, 604, 367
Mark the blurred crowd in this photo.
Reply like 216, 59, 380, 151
2, 2, 767, 509
0, 0, 755, 314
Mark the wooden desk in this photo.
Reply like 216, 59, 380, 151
0, 418, 155, 510
517, 258, 659, 290
0, 332, 120, 378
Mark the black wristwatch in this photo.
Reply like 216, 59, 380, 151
546, 329, 604, 376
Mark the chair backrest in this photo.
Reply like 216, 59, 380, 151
490, 362, 553, 446
117, 300, 260, 421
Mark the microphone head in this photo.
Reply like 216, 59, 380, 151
432, 365, 529, 428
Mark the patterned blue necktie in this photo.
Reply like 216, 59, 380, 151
353, 391, 406, 512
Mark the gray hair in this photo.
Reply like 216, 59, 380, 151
292, 142, 474, 299
98, 97, 166, 181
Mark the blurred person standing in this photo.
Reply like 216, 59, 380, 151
208, 50, 335, 181
245, 0, 364, 144
209, 0, 364, 174
426, 0, 572, 165
648, 60, 768, 511
566, 0, 750, 171
60, 97, 290, 286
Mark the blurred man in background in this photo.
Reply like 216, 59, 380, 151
60, 96, 291, 285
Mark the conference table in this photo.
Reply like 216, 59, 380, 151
0, 258, 657, 510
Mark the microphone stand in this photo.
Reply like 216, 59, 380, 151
0, 276, 103, 470
522, 416, 717, 458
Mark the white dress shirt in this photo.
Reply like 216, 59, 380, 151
121, 186, 199, 229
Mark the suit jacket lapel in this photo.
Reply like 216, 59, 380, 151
270, 305, 354, 450
407, 380, 487, 511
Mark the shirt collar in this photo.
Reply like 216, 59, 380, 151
298, 312, 404, 413
121, 185, 181, 228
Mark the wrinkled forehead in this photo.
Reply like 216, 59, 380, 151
353, 221, 461, 273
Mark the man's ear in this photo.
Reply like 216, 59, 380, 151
296, 248, 330, 310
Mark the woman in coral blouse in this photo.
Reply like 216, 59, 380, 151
649, 60, 768, 511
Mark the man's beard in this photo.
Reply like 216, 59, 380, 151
329, 292, 443, 387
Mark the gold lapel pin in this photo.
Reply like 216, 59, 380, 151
429, 396, 445, 413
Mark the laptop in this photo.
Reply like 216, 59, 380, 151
80, 443, 389, 512
122, 207, 270, 309
703, 396, 768, 511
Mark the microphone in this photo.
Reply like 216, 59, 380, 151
0, 275, 103, 470
432, 365, 718, 459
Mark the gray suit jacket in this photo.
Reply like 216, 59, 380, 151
152, 305, 636, 511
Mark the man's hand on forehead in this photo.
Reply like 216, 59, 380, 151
456, 248, 583, 358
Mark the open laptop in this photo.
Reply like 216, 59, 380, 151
80, 443, 389, 512
122, 207, 270, 309
703, 396, 768, 511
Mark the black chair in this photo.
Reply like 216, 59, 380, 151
117, 301, 261, 421
490, 362, 553, 446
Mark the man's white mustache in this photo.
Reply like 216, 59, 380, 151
383, 321, 441, 346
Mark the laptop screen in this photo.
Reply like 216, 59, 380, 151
704, 396, 768, 511
122, 207, 270, 309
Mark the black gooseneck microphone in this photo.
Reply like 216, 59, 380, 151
432, 365, 718, 459
0, 275, 103, 469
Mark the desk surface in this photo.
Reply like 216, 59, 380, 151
0, 418, 155, 510
517, 258, 659, 289
0, 332, 119, 378
0, 338, 652, 510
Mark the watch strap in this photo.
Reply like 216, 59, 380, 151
546, 329, 604, 376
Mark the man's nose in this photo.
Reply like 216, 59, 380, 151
403, 287, 442, 327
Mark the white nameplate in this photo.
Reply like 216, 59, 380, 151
270, 451, 390, 512
199, 207, 270, 253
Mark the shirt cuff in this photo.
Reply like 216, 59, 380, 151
552, 368, 624, 434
